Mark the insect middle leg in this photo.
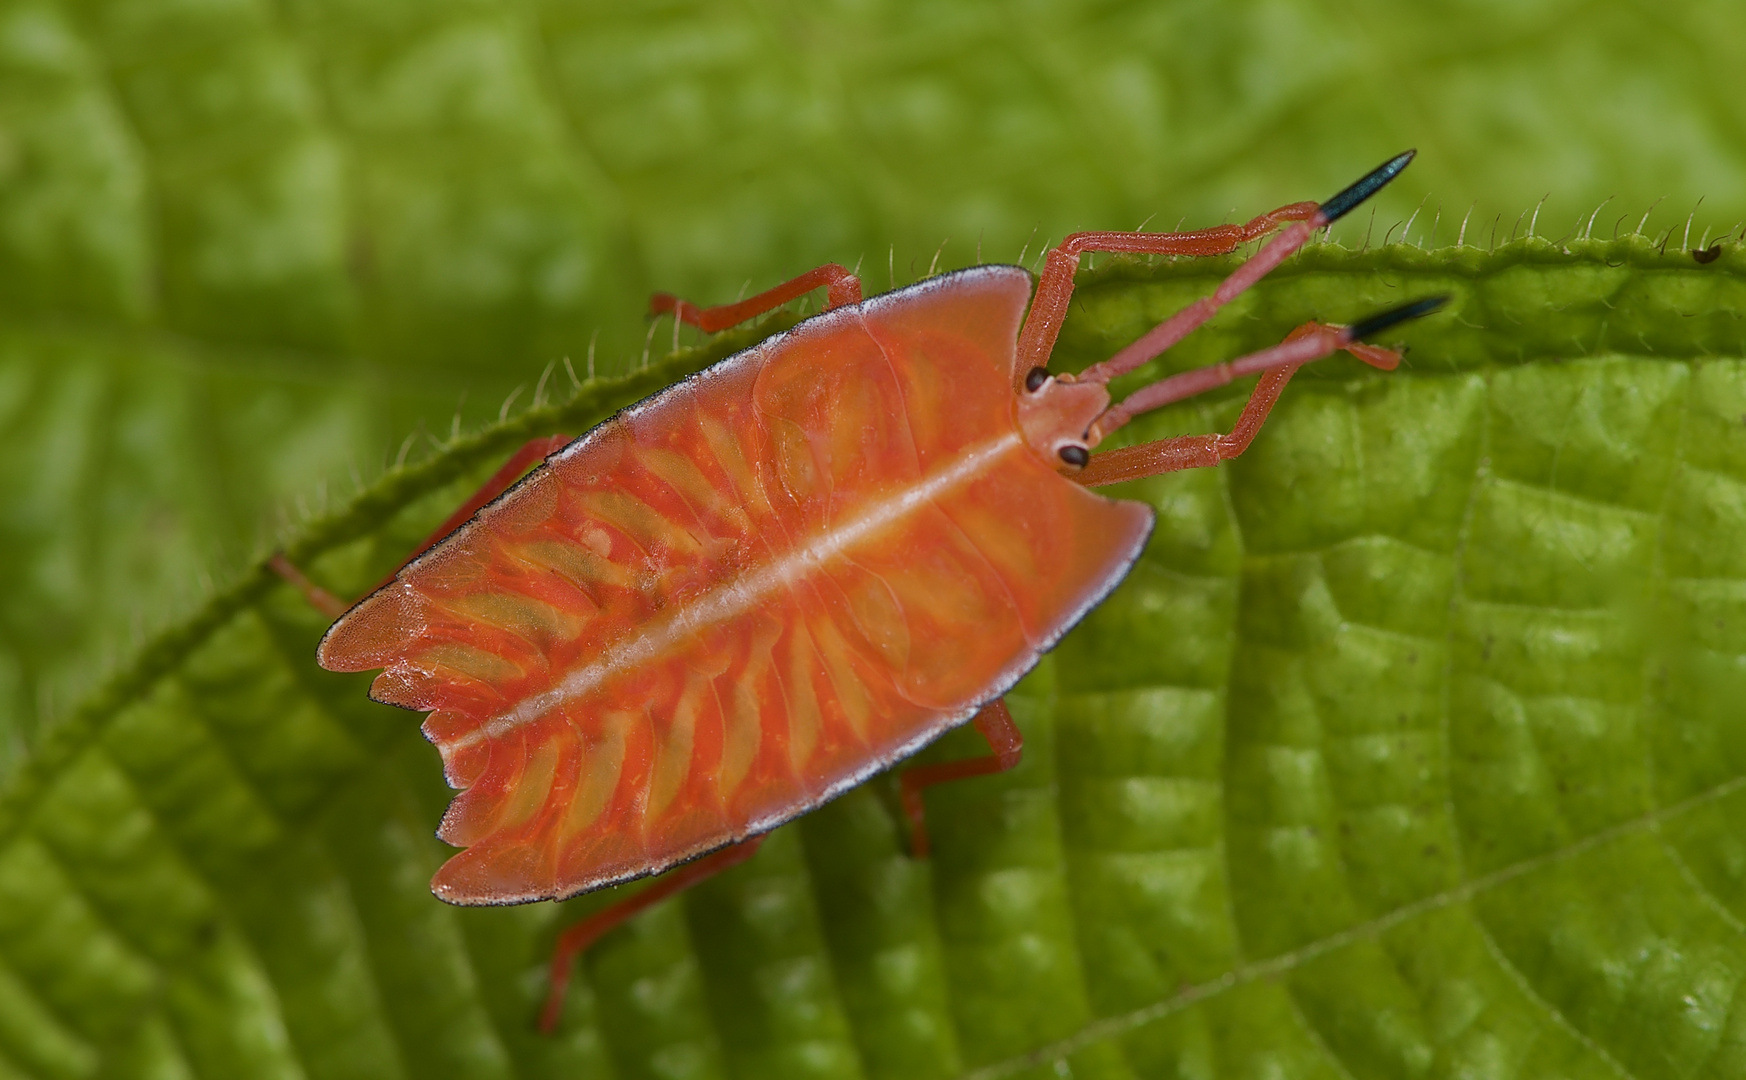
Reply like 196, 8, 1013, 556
537, 700, 1021, 1026
540, 835, 766, 1033
270, 432, 572, 615
899, 698, 1024, 859
650, 262, 864, 333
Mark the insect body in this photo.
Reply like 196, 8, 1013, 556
321, 266, 1155, 902
300, 151, 1444, 1027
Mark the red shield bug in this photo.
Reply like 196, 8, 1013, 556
274, 150, 1444, 1030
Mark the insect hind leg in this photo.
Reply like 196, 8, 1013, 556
267, 553, 348, 618
899, 698, 1024, 859
268, 433, 572, 616
541, 836, 766, 1033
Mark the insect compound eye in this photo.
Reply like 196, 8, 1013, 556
1058, 445, 1090, 468
1024, 367, 1050, 393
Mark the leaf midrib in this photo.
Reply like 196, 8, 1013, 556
964, 769, 1746, 1080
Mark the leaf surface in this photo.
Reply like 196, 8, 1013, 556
6, 242, 1746, 1078
7, 2, 1746, 1076
7, 0, 1746, 754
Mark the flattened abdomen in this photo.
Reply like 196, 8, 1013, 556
318, 266, 1152, 903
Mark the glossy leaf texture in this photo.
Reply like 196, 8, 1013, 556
7, 2, 1746, 1076
3, 242, 1746, 1079
8, 0, 1746, 763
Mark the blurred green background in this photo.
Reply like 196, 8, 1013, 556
2, 3, 1746, 1077
2, 0, 1744, 761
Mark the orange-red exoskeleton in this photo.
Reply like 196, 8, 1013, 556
278, 151, 1444, 1030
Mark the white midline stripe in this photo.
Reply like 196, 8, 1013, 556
442, 432, 1025, 752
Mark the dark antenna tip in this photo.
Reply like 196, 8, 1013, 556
1319, 150, 1417, 225
1347, 294, 1449, 341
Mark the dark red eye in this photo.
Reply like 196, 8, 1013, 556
1025, 367, 1049, 392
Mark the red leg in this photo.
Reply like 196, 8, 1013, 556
1018, 152, 1417, 388
390, 433, 573, 583
540, 836, 766, 1033
268, 553, 348, 619
1014, 202, 1319, 383
269, 433, 572, 615
1074, 324, 1402, 488
1076, 365, 1299, 488
650, 263, 864, 334
899, 699, 1024, 859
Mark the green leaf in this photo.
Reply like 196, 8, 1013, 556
9, 2, 1746, 1077
8, 0, 1746, 758
7, 240, 1746, 1079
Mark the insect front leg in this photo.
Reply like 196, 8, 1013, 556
269, 432, 571, 616
1016, 151, 1416, 385
1015, 202, 1320, 381
898, 698, 1024, 859
649, 262, 864, 333
1073, 320, 1408, 488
